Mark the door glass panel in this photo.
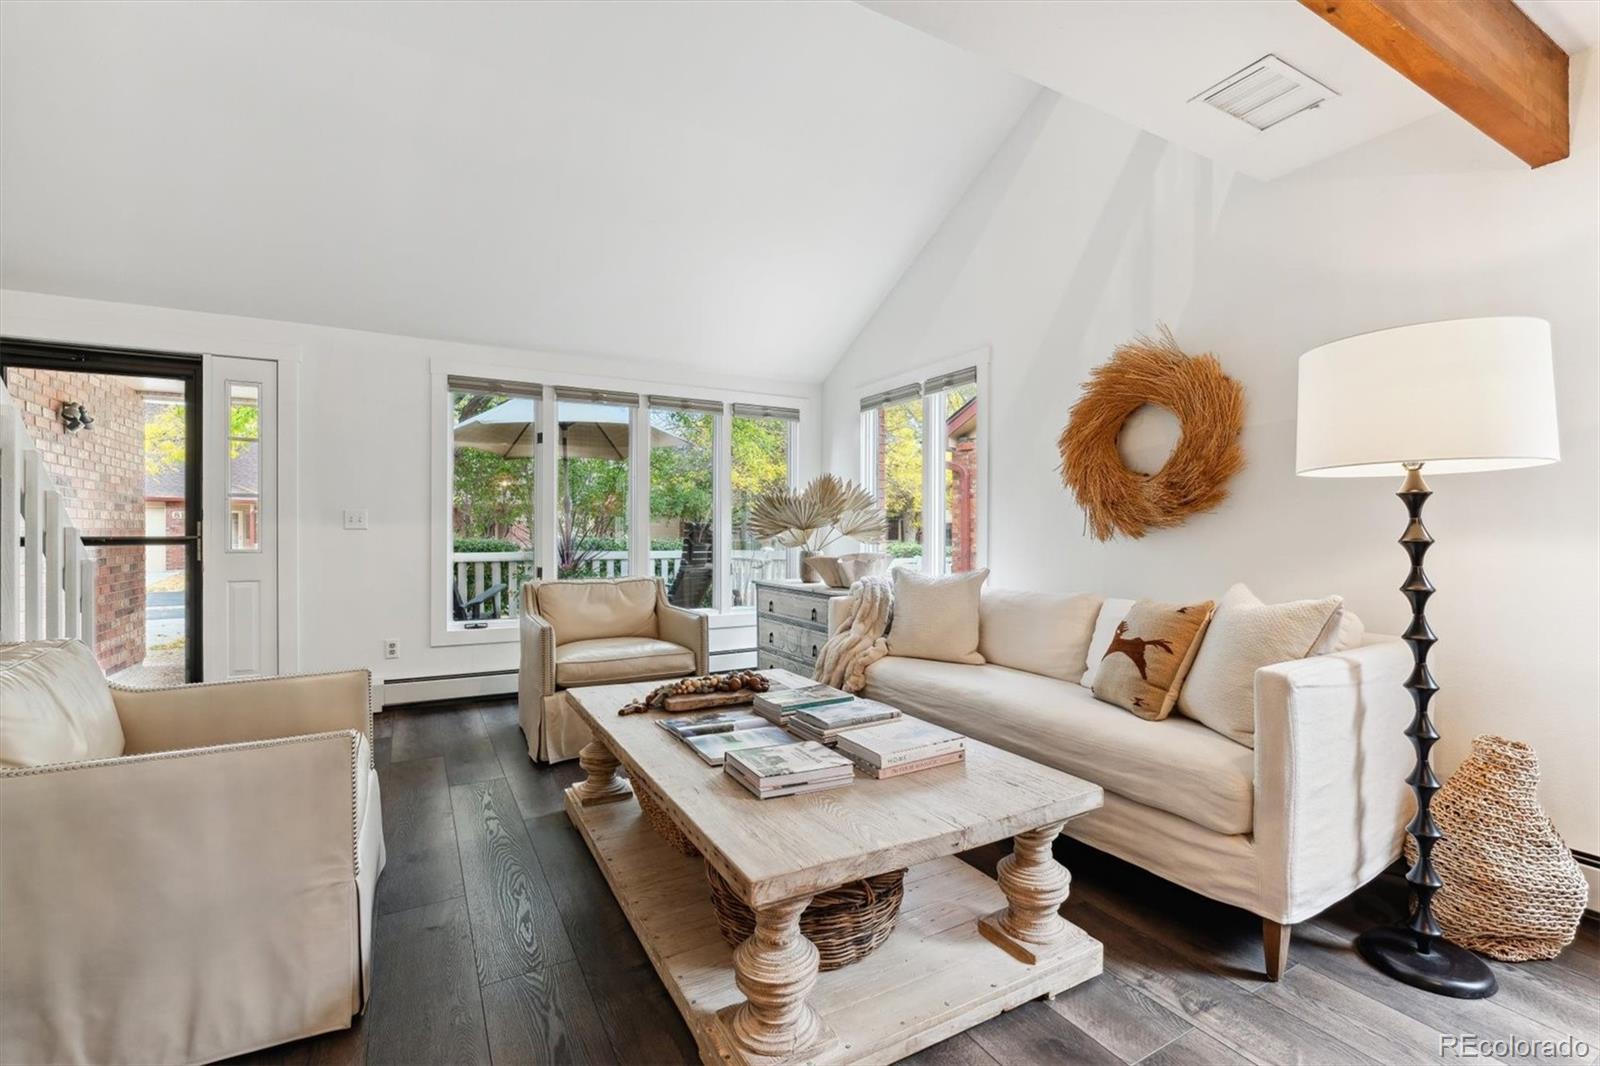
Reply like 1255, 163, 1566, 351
450, 385, 536, 622
5, 368, 186, 537
87, 543, 191, 686
227, 382, 261, 551
557, 399, 630, 579
649, 406, 715, 608
941, 383, 979, 573
730, 415, 790, 606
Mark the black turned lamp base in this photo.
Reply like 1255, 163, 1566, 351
1357, 927, 1497, 999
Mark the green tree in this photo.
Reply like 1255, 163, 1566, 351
145, 401, 259, 475
879, 399, 923, 543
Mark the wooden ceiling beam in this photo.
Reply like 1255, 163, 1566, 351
1299, 0, 1569, 167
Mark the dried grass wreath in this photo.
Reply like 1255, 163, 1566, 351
1058, 330, 1244, 541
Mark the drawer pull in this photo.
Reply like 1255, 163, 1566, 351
768, 632, 774, 643
810, 607, 818, 622
811, 644, 818, 657
767, 600, 775, 612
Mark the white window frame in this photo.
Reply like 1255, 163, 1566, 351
856, 346, 990, 575
430, 356, 810, 647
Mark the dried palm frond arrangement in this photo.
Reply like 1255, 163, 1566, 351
1058, 329, 1245, 541
749, 474, 886, 552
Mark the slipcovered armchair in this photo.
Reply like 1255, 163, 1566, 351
0, 640, 384, 1066
519, 575, 709, 762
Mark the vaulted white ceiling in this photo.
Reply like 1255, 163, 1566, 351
0, 1, 1035, 381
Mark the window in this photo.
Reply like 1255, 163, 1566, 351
226, 382, 261, 551
449, 378, 538, 623
929, 368, 979, 574
433, 369, 804, 642
555, 387, 635, 579
861, 363, 983, 575
730, 404, 796, 607
861, 383, 924, 572
649, 397, 719, 609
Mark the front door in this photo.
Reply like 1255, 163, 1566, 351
203, 355, 277, 678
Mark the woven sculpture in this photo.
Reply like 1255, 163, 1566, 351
1058, 330, 1244, 540
1404, 735, 1587, 961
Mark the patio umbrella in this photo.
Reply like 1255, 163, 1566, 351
453, 398, 686, 459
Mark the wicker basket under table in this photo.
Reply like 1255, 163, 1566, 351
707, 863, 905, 971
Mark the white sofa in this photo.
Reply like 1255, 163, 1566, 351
0, 640, 384, 1065
830, 588, 1414, 979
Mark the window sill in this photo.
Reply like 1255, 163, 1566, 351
431, 619, 519, 648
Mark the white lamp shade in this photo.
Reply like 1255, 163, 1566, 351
1296, 317, 1560, 478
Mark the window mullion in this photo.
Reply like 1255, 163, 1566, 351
922, 391, 941, 575
713, 407, 731, 612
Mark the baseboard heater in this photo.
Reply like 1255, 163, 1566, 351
380, 669, 517, 707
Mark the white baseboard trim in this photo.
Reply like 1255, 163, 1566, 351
381, 669, 517, 707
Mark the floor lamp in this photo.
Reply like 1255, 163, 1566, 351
1295, 317, 1560, 999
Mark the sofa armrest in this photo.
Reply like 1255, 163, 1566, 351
1252, 637, 1416, 923
0, 732, 368, 1064
828, 596, 851, 636
111, 669, 372, 757
520, 584, 556, 698
657, 594, 710, 674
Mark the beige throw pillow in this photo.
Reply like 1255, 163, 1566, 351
1090, 599, 1214, 720
979, 590, 1103, 682
1178, 583, 1344, 747
888, 567, 988, 664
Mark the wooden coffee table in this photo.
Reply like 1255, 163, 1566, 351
563, 669, 1103, 1065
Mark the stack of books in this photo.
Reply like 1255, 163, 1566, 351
835, 718, 966, 779
725, 742, 854, 799
752, 683, 854, 725
786, 698, 901, 743
657, 712, 793, 765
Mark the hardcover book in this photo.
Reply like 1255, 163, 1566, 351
834, 718, 965, 768
725, 740, 854, 782
752, 684, 854, 721
683, 726, 795, 766
790, 698, 900, 732
657, 712, 768, 739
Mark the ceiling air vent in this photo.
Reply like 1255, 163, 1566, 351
1190, 55, 1338, 131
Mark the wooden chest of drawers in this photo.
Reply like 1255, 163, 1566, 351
753, 580, 849, 675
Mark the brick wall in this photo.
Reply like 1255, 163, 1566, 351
7, 367, 147, 672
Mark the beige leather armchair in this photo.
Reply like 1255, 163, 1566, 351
518, 575, 709, 762
0, 640, 384, 1066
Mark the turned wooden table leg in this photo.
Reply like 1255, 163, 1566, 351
717, 893, 836, 1060
980, 820, 1077, 965
573, 740, 632, 806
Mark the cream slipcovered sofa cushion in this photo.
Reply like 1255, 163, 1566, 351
1178, 583, 1344, 747
538, 577, 658, 645
979, 590, 1103, 683
863, 656, 1254, 835
0, 639, 125, 768
887, 567, 988, 665
554, 637, 696, 687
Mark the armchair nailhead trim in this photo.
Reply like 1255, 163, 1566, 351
0, 730, 366, 878
108, 668, 378, 769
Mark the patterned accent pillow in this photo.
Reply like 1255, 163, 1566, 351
1090, 599, 1215, 721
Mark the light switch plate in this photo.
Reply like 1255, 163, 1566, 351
343, 509, 369, 531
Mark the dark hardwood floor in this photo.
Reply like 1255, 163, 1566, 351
238, 698, 1600, 1066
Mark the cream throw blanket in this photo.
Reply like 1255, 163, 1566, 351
812, 576, 892, 692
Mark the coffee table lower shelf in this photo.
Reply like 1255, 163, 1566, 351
564, 787, 1103, 1066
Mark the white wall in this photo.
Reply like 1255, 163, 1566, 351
823, 58, 1599, 878
0, 290, 821, 685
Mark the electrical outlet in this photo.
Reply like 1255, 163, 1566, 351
383, 639, 399, 660
343, 509, 369, 531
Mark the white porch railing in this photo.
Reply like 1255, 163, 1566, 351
451, 546, 788, 618
0, 385, 97, 645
